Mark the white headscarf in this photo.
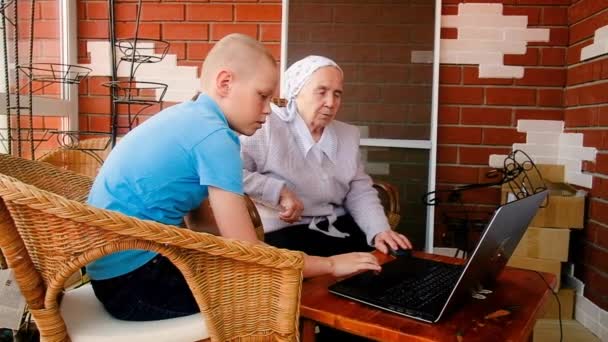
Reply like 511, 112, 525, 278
273, 55, 343, 122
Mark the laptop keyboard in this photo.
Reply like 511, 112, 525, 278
380, 263, 462, 309
379, 261, 462, 310
329, 256, 465, 320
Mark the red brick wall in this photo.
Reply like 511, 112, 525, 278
77, 0, 281, 135
566, 0, 608, 310
436, 0, 568, 248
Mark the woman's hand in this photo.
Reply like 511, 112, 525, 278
278, 186, 304, 223
373, 230, 413, 254
328, 252, 381, 277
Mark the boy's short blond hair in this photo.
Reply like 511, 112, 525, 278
200, 33, 276, 90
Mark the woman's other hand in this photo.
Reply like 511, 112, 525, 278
278, 186, 304, 223
328, 252, 381, 277
373, 230, 413, 254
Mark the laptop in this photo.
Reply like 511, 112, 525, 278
329, 190, 548, 323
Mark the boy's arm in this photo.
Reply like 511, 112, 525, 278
192, 187, 380, 278
206, 186, 258, 243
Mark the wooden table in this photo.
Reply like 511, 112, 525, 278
300, 251, 556, 341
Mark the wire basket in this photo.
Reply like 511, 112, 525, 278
18, 63, 92, 84
48, 131, 112, 150
116, 39, 170, 64
0, 0, 14, 12
103, 80, 167, 105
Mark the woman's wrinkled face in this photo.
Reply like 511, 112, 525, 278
295, 66, 343, 131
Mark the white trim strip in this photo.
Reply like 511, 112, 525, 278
359, 138, 432, 149
279, 0, 289, 98
425, 0, 441, 253
62, 0, 79, 131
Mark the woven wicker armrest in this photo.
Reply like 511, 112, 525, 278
0, 153, 92, 202
372, 179, 401, 230
0, 174, 304, 342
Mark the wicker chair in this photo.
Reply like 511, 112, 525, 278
372, 180, 401, 230
0, 153, 92, 203
38, 137, 113, 178
0, 173, 304, 342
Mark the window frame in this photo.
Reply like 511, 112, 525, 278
0, 0, 79, 134
279, 0, 442, 252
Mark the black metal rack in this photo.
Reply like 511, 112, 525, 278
104, 0, 170, 147
423, 150, 548, 258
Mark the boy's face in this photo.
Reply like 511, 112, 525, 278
224, 59, 278, 136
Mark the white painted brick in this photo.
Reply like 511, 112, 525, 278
581, 43, 608, 61
585, 319, 601, 337
576, 307, 589, 325
478, 65, 524, 78
458, 27, 504, 40
580, 295, 601, 320
526, 132, 561, 145
163, 91, 197, 102
458, 3, 503, 15
513, 143, 559, 159
595, 25, 608, 40
531, 156, 560, 166
160, 78, 200, 90
515, 152, 547, 165
600, 326, 608, 342
162, 54, 178, 65
411, 50, 434, 64
439, 51, 462, 64
442, 15, 528, 29
566, 172, 594, 188
600, 310, 608, 330
517, 120, 564, 133
138, 66, 198, 80
559, 146, 597, 161
557, 158, 582, 174
441, 39, 527, 54
488, 154, 508, 168
559, 133, 584, 146
504, 28, 550, 42
442, 51, 503, 65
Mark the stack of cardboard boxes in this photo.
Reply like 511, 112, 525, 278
501, 164, 587, 340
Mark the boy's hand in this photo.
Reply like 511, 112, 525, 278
373, 230, 412, 254
278, 186, 304, 223
328, 252, 381, 277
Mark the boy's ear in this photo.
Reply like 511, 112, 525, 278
216, 70, 232, 97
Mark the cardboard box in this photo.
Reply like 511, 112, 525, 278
541, 288, 575, 319
534, 319, 600, 342
502, 181, 585, 229
507, 256, 561, 290
534, 164, 565, 183
513, 227, 570, 261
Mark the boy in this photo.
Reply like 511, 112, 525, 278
87, 33, 380, 321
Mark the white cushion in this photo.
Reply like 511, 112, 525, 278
59, 284, 209, 342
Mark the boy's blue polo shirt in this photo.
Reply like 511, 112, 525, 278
86, 95, 243, 280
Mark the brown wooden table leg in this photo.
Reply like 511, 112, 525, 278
300, 318, 316, 342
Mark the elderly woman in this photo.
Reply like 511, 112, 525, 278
240, 55, 411, 257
